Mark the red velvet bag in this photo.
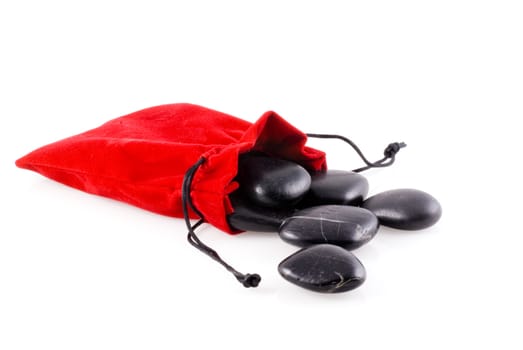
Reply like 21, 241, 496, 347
16, 103, 327, 234
16, 103, 404, 287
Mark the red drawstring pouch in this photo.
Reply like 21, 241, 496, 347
16, 103, 404, 287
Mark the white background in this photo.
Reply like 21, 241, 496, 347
1, 1, 522, 349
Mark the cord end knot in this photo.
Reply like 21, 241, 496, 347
240, 273, 261, 288
384, 142, 406, 158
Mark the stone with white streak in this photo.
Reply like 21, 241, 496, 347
278, 205, 379, 250
278, 244, 366, 293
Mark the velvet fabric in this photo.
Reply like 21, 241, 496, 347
16, 103, 327, 234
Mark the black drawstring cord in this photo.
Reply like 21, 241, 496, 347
306, 133, 406, 173
182, 157, 261, 288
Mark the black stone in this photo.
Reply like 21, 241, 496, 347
278, 205, 379, 250
227, 191, 294, 232
362, 189, 442, 230
236, 153, 311, 208
301, 170, 369, 207
278, 244, 366, 293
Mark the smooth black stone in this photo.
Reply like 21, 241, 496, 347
301, 170, 369, 207
278, 244, 366, 293
227, 191, 294, 232
278, 205, 379, 250
236, 153, 311, 208
362, 189, 442, 230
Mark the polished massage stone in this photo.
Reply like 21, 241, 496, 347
236, 153, 311, 208
278, 244, 366, 293
302, 170, 369, 206
227, 191, 294, 232
278, 205, 379, 250
362, 189, 442, 230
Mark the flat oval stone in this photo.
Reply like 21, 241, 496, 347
301, 170, 369, 206
278, 205, 379, 250
227, 191, 294, 232
362, 189, 442, 230
236, 153, 311, 208
278, 244, 366, 293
